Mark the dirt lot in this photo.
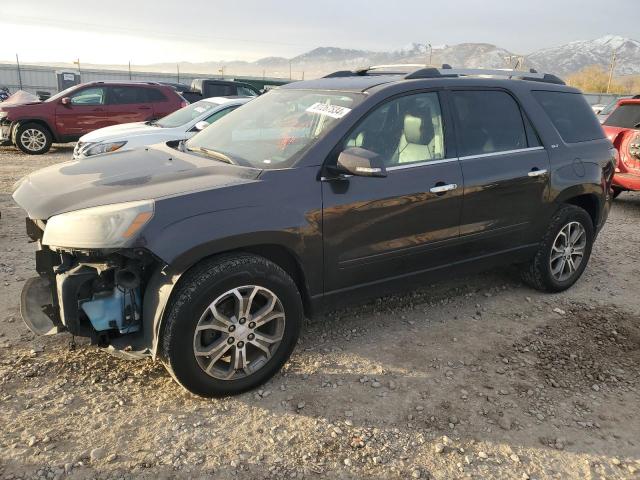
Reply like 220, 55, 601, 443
1, 145, 640, 480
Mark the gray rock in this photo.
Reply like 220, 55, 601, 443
90, 447, 107, 462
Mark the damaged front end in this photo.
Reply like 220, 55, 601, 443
21, 217, 161, 357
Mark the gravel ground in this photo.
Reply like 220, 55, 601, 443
1, 145, 640, 480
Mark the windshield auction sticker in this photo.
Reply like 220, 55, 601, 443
306, 103, 352, 119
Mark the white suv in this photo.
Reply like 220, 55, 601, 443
73, 96, 251, 159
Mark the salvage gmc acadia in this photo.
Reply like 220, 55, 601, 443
12, 66, 615, 397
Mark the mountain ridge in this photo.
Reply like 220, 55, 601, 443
10, 35, 639, 80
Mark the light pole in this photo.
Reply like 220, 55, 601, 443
606, 50, 617, 94
427, 43, 432, 65
16, 54, 23, 90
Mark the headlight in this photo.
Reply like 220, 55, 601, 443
43, 200, 154, 249
83, 141, 127, 157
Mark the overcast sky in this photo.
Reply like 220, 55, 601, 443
2, 0, 637, 64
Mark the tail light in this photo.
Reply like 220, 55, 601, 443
180, 100, 188, 109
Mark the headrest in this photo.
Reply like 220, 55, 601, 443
403, 111, 434, 145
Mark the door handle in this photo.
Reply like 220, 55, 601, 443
528, 168, 548, 177
138, 106, 152, 110
430, 183, 458, 194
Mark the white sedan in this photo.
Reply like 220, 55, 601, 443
73, 96, 251, 159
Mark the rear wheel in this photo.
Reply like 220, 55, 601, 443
15, 122, 52, 154
521, 205, 594, 293
161, 254, 303, 397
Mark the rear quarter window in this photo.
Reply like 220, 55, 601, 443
532, 90, 604, 143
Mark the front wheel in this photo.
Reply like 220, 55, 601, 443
520, 205, 594, 293
161, 254, 303, 397
14, 122, 52, 154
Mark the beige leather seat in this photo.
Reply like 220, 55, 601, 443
392, 109, 443, 164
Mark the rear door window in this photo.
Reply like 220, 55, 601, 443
451, 90, 528, 157
532, 90, 604, 143
603, 104, 640, 129
147, 88, 168, 102
110, 87, 149, 104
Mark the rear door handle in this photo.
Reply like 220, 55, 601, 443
528, 168, 548, 177
138, 106, 152, 110
430, 183, 458, 194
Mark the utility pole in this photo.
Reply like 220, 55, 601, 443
219, 66, 225, 79
426, 43, 432, 65
128, 61, 132, 80
177, 64, 180, 83
289, 60, 292, 80
606, 50, 617, 93
73, 58, 81, 78
15, 54, 23, 90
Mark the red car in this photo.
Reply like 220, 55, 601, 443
0, 81, 187, 154
602, 98, 640, 197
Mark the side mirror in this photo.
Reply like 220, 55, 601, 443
61, 97, 71, 106
194, 121, 209, 131
334, 147, 387, 178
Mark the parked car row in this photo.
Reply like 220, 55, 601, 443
0, 78, 272, 154
0, 81, 188, 154
12, 65, 617, 397
74, 96, 250, 159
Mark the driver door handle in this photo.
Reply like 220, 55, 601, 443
528, 168, 548, 177
430, 183, 458, 194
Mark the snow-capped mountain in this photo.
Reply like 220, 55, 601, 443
526, 35, 640, 76
80, 35, 640, 80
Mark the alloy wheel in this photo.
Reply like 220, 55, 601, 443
193, 285, 286, 380
20, 129, 47, 152
549, 221, 587, 282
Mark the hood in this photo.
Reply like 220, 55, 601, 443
0, 90, 41, 107
13, 143, 261, 219
80, 122, 165, 143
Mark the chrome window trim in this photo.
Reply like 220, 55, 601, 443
386, 157, 458, 171
458, 146, 545, 161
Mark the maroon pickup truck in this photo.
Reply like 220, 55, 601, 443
0, 81, 187, 154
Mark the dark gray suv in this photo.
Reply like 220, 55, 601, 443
13, 66, 615, 397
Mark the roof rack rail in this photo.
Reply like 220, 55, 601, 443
324, 65, 565, 85
324, 64, 449, 78
405, 67, 565, 85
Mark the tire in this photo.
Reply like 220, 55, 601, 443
520, 205, 594, 293
14, 122, 52, 155
160, 254, 303, 397
612, 188, 623, 199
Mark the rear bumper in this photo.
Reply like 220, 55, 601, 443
612, 172, 640, 191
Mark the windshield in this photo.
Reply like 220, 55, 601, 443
186, 89, 363, 168
156, 100, 223, 128
604, 104, 640, 129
